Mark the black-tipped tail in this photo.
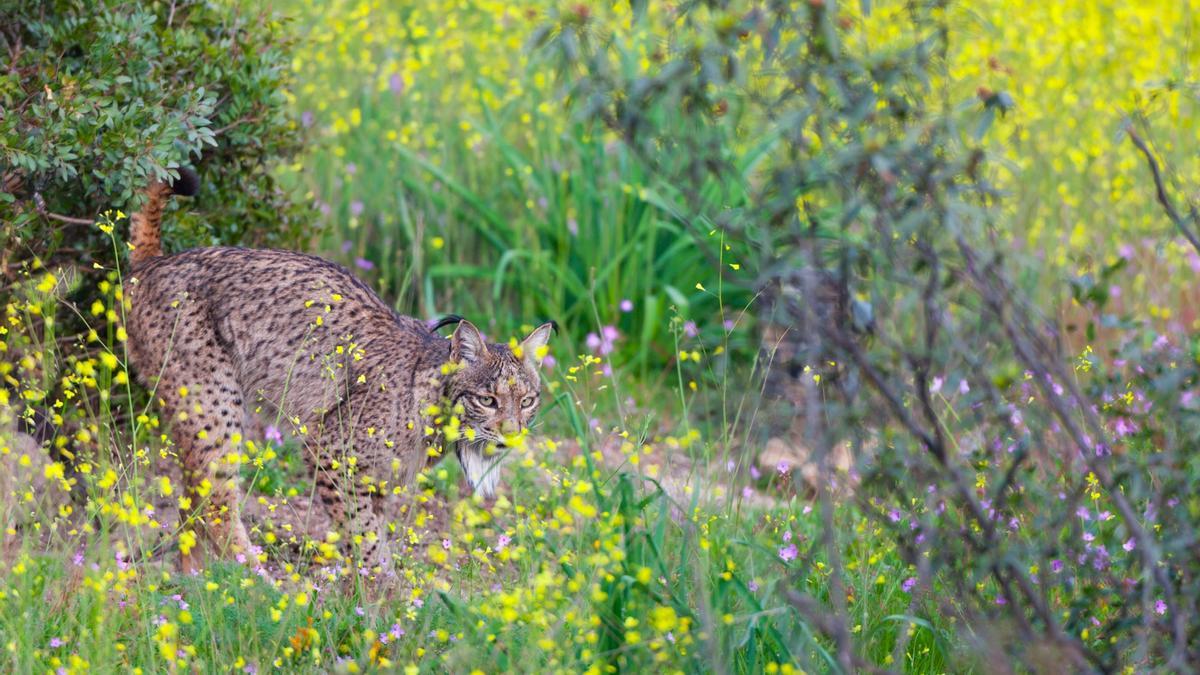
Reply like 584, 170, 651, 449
130, 166, 199, 265
171, 166, 200, 196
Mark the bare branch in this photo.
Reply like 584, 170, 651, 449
1127, 126, 1200, 256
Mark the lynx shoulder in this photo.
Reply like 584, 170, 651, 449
123, 171, 553, 572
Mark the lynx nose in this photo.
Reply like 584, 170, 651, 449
499, 419, 520, 437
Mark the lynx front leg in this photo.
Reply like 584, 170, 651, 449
311, 389, 404, 574
314, 469, 390, 571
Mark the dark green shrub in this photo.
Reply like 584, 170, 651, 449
0, 0, 308, 276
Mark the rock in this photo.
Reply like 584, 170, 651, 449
758, 436, 855, 497
0, 421, 75, 557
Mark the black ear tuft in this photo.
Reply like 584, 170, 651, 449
430, 314, 466, 333
547, 320, 559, 335
170, 166, 200, 197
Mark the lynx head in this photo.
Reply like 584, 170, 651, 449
445, 320, 553, 498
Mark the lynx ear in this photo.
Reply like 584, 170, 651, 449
520, 322, 555, 369
452, 320, 488, 363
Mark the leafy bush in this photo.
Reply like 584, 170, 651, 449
0, 0, 308, 276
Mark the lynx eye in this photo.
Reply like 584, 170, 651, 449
476, 395, 497, 407
521, 396, 536, 408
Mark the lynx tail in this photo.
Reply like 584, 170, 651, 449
129, 166, 199, 265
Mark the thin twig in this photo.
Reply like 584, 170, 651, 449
41, 211, 95, 226
1127, 126, 1200, 256
32, 192, 95, 225
213, 114, 263, 137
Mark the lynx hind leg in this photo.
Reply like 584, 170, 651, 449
158, 363, 253, 572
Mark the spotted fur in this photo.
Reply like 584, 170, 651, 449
124, 184, 552, 571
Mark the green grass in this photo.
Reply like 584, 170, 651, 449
0, 240, 955, 673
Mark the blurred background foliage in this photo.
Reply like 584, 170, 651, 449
280, 0, 1200, 367
273, 1, 1200, 665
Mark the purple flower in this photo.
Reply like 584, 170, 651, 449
1112, 418, 1136, 437
496, 534, 511, 551
586, 326, 619, 355
930, 376, 944, 393
782, 530, 792, 542
901, 577, 917, 593
958, 379, 970, 394
619, 299, 634, 313
1155, 599, 1167, 615
889, 509, 901, 523
265, 425, 283, 444
49, 637, 64, 648
355, 258, 375, 271
341, 240, 354, 254
1051, 559, 1063, 573
355, 606, 366, 617
388, 73, 405, 96
778, 543, 798, 562
1118, 243, 1135, 260
723, 319, 735, 332
776, 461, 790, 475
442, 538, 451, 550
1122, 538, 1135, 552
683, 321, 698, 338
346, 162, 357, 176
350, 200, 364, 217
301, 110, 314, 128
541, 355, 556, 370
750, 465, 761, 480
748, 580, 759, 592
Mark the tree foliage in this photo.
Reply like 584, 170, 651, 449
0, 0, 308, 277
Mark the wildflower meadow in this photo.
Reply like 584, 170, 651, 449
2, 0, 1199, 673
